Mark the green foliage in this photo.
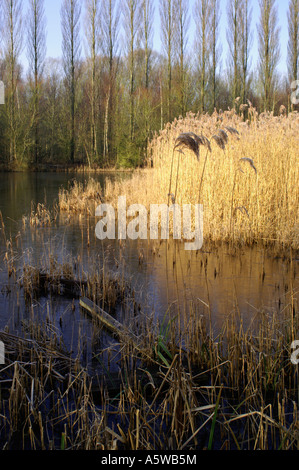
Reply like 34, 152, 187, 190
154, 312, 177, 367
208, 386, 223, 450
116, 141, 142, 168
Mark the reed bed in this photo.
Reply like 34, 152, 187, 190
98, 106, 299, 251
22, 202, 59, 228
0, 292, 298, 450
59, 179, 102, 214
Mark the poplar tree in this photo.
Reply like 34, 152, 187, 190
210, 0, 221, 112
227, 0, 242, 104
288, 0, 299, 88
140, 0, 154, 145
101, 0, 119, 162
142, 0, 154, 90
43, 59, 63, 162
61, 0, 81, 163
123, 0, 141, 143
195, 0, 212, 113
160, 0, 175, 122
2, 0, 23, 162
84, 0, 100, 162
27, 0, 46, 164
258, 0, 280, 111
175, 0, 190, 116
240, 0, 252, 105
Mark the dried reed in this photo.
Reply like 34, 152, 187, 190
0, 292, 297, 450
101, 107, 299, 250
58, 179, 102, 214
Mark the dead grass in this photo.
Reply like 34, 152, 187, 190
59, 179, 102, 214
0, 291, 298, 450
22, 202, 58, 228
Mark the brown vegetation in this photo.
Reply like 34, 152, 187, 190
0, 207, 298, 450
100, 107, 299, 251
0, 288, 298, 450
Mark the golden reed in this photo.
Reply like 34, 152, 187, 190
102, 106, 299, 251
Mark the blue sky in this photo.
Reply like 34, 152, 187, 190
20, 0, 290, 77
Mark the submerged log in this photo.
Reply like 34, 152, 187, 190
79, 297, 141, 349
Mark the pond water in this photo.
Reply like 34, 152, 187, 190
0, 172, 298, 369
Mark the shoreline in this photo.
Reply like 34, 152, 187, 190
0, 163, 135, 174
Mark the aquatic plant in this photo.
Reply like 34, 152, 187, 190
0, 289, 298, 450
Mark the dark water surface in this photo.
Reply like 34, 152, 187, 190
0, 172, 298, 369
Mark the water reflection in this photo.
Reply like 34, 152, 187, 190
0, 171, 126, 235
102, 238, 298, 333
0, 172, 298, 352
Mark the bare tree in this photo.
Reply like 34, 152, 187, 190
139, 0, 155, 146
240, 0, 252, 105
123, 0, 141, 142
194, 0, 212, 113
210, 0, 221, 112
27, 0, 46, 164
61, 0, 81, 163
101, 0, 119, 74
160, 0, 175, 122
175, 0, 190, 116
2, 0, 23, 162
84, 0, 100, 162
100, 0, 120, 162
142, 0, 154, 90
288, 0, 299, 94
227, 0, 243, 105
258, 0, 280, 111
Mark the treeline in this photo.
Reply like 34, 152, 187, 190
0, 0, 298, 168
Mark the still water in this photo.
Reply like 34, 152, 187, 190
0, 172, 298, 365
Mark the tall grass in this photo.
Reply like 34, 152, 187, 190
59, 179, 102, 214
1, 292, 298, 450
101, 107, 299, 250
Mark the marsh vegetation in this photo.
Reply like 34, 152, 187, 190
0, 108, 298, 450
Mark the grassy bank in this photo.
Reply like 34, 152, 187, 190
0, 161, 134, 173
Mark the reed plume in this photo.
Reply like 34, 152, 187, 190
212, 133, 226, 150
174, 133, 200, 161
240, 157, 257, 174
